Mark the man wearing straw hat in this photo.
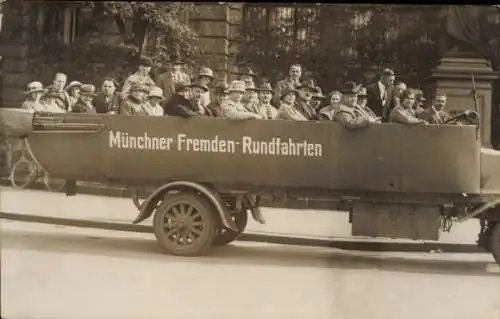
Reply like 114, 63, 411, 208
22, 81, 47, 112
145, 87, 165, 116
221, 80, 263, 120
72, 84, 98, 113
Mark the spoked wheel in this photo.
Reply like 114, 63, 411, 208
213, 208, 248, 246
153, 192, 217, 256
42, 170, 66, 192
490, 222, 500, 266
9, 158, 38, 189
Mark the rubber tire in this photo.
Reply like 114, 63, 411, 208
9, 158, 38, 189
213, 209, 249, 246
490, 222, 500, 266
153, 192, 217, 257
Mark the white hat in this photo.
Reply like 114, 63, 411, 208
24, 81, 46, 95
228, 80, 246, 93
66, 81, 82, 91
149, 87, 164, 99
199, 67, 214, 79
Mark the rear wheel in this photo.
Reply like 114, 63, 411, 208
490, 222, 500, 266
213, 208, 248, 246
9, 158, 38, 189
153, 192, 217, 256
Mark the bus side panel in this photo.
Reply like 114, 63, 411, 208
400, 125, 480, 194
104, 116, 341, 189
336, 124, 402, 192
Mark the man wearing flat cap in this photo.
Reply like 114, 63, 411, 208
366, 68, 396, 122
119, 84, 150, 116
121, 56, 156, 98
295, 79, 319, 120
156, 54, 191, 102
334, 81, 376, 130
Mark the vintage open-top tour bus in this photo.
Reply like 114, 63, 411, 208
1, 108, 500, 265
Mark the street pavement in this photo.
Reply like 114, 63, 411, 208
0, 187, 484, 244
1, 187, 500, 319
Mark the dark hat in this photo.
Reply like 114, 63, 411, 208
214, 82, 229, 95
357, 86, 368, 97
238, 66, 256, 77
313, 86, 326, 99
381, 68, 395, 76
280, 87, 298, 101
245, 81, 258, 91
340, 81, 359, 95
80, 84, 97, 96
175, 82, 190, 93
138, 56, 153, 67
190, 81, 209, 92
258, 82, 273, 93
102, 76, 120, 89
297, 79, 316, 91
44, 85, 61, 98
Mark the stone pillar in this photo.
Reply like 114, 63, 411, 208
427, 57, 498, 147
190, 3, 231, 83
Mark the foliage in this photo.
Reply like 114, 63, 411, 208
236, 4, 443, 91
6, 1, 200, 86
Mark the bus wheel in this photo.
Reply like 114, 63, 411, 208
491, 222, 500, 266
213, 209, 248, 246
153, 192, 217, 256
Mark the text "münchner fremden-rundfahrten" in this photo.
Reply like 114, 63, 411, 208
108, 131, 323, 157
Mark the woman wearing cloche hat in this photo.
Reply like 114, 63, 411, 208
22, 81, 47, 112
145, 86, 165, 116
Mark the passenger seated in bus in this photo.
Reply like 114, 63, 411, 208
221, 80, 263, 120
242, 81, 260, 113
275, 87, 307, 121
207, 82, 229, 117
48, 72, 72, 111
334, 81, 375, 130
144, 87, 165, 116
295, 79, 319, 120
72, 84, 98, 113
417, 92, 451, 124
119, 84, 150, 116
164, 82, 206, 118
355, 87, 379, 122
22, 81, 47, 112
318, 90, 342, 120
251, 82, 277, 120
190, 81, 213, 116
41, 85, 67, 113
311, 86, 326, 112
94, 77, 121, 114
65, 81, 82, 111
390, 89, 427, 125
196, 67, 215, 108
121, 56, 156, 98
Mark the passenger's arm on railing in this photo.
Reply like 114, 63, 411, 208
334, 111, 370, 129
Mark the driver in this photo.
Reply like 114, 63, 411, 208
417, 92, 451, 124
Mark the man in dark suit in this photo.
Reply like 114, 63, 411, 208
94, 77, 121, 114
366, 69, 396, 122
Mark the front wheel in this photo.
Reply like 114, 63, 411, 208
490, 222, 500, 266
9, 158, 38, 189
153, 192, 217, 256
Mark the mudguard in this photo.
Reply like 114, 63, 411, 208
132, 181, 239, 231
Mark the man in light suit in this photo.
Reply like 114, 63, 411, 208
366, 68, 396, 122
155, 55, 190, 102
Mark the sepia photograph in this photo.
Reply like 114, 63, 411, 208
0, 2, 499, 319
